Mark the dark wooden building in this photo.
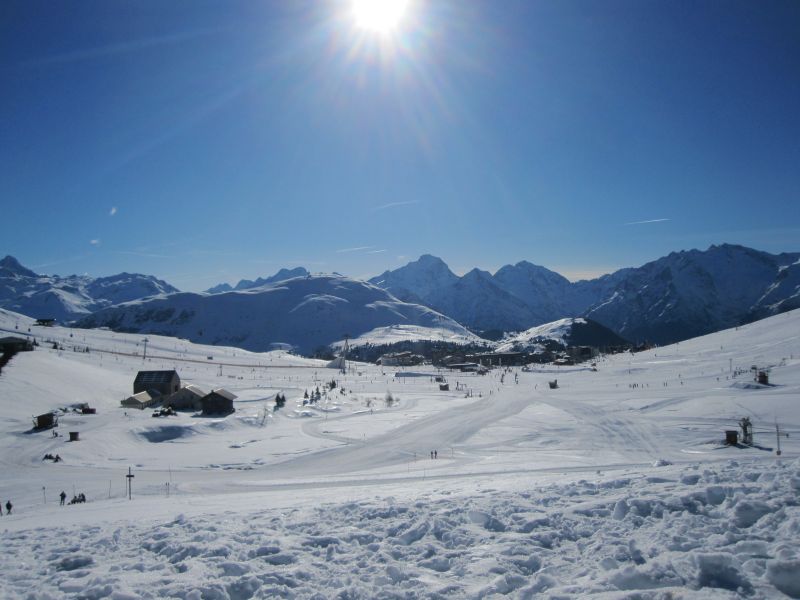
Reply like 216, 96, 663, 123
133, 370, 181, 397
0, 336, 33, 353
201, 388, 236, 415
33, 413, 57, 429
35, 318, 56, 327
165, 385, 206, 411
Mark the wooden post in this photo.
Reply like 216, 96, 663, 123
126, 467, 135, 500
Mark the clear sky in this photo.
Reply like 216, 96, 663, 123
2, 0, 799, 291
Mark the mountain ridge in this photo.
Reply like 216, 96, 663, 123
370, 244, 800, 344
0, 255, 179, 322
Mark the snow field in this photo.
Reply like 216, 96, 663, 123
1, 308, 800, 597
1, 459, 798, 598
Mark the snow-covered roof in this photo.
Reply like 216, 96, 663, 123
208, 388, 236, 401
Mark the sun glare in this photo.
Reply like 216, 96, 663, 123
352, 0, 410, 33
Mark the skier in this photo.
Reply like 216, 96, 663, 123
60, 491, 66, 506
5, 500, 12, 515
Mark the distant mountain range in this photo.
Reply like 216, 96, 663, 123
0, 255, 178, 322
370, 245, 800, 344
75, 275, 473, 354
205, 267, 310, 294
4, 243, 799, 350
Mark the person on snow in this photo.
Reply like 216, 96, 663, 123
5, 501, 11, 515
59, 491, 66, 506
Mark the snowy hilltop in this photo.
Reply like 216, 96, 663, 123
0, 255, 178, 322
205, 267, 310, 294
75, 274, 474, 354
372, 244, 800, 343
0, 305, 799, 597
495, 317, 628, 353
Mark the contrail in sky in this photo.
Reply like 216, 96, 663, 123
624, 218, 670, 226
336, 246, 374, 254
372, 200, 420, 212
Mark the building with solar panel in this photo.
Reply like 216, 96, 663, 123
133, 370, 181, 397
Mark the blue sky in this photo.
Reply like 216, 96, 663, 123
2, 0, 799, 291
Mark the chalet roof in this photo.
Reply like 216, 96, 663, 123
182, 384, 206, 397
135, 370, 178, 384
208, 388, 237, 401
127, 391, 155, 402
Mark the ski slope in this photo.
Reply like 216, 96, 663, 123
1, 308, 799, 598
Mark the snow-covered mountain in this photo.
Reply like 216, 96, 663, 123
492, 261, 576, 322
76, 274, 474, 354
371, 245, 800, 343
369, 254, 459, 304
582, 245, 800, 344
425, 268, 538, 332
206, 267, 310, 294
495, 317, 629, 353
0, 255, 179, 322
370, 259, 537, 332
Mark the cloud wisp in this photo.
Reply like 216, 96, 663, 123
109, 207, 117, 216
372, 200, 420, 212
90, 239, 101, 246
624, 218, 670, 226
336, 246, 374, 254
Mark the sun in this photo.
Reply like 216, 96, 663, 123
351, 0, 410, 34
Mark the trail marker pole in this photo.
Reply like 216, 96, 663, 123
126, 467, 135, 500
776, 422, 782, 456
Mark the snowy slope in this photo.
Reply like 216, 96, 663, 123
0, 255, 179, 322
0, 308, 799, 597
332, 323, 482, 349
495, 317, 580, 352
494, 317, 629, 353
75, 275, 474, 354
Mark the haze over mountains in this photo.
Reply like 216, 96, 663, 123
2, 243, 799, 351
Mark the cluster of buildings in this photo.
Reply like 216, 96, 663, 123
392, 345, 604, 370
376, 351, 425, 366
122, 370, 236, 416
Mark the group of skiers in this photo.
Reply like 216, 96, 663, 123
61, 491, 85, 505
0, 491, 87, 515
